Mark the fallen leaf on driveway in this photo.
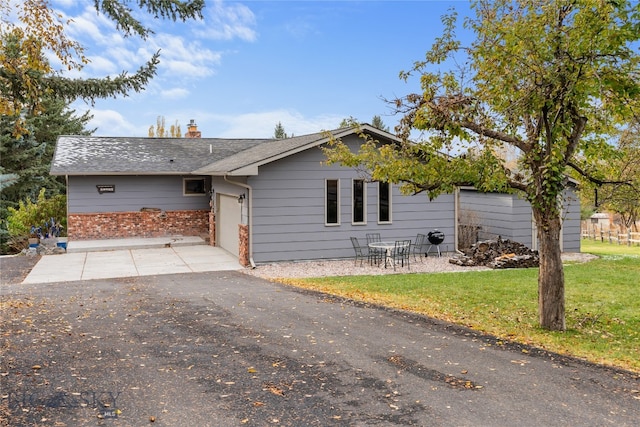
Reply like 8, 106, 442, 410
264, 383, 285, 396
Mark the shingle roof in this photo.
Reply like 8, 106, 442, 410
50, 126, 399, 176
50, 136, 270, 175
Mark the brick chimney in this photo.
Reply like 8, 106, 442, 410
185, 119, 201, 138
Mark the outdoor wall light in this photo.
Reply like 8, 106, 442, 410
238, 193, 245, 203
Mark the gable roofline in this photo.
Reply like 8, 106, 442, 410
192, 124, 402, 176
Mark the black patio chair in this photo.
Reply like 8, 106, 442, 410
366, 233, 383, 265
391, 239, 411, 271
366, 233, 381, 244
350, 237, 370, 267
411, 233, 427, 262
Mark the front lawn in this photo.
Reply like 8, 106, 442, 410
284, 239, 640, 373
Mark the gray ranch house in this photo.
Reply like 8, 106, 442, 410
50, 124, 580, 267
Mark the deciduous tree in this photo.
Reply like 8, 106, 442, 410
582, 120, 640, 230
149, 116, 181, 137
324, 0, 640, 330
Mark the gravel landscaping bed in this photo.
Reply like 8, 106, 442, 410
242, 252, 597, 280
244, 255, 490, 279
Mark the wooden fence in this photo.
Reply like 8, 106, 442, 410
581, 225, 640, 246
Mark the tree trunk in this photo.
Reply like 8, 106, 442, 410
534, 208, 566, 331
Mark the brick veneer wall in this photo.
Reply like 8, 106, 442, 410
67, 210, 209, 240
209, 212, 216, 246
239, 224, 249, 266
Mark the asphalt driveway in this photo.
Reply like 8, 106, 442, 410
2, 270, 639, 426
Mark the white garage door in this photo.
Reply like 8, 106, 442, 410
218, 194, 241, 257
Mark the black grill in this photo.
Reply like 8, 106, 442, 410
427, 230, 445, 245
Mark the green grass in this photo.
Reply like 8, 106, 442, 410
284, 239, 640, 373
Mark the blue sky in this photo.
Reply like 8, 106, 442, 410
46, 0, 473, 138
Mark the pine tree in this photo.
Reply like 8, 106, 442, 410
371, 115, 389, 132
274, 122, 288, 139
1, 97, 93, 252
1, 0, 204, 135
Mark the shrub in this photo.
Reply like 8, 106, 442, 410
458, 209, 483, 250
6, 188, 66, 240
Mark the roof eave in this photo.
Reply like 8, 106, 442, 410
51, 171, 197, 176
228, 165, 259, 176
193, 165, 259, 176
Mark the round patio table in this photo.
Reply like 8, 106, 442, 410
368, 241, 409, 268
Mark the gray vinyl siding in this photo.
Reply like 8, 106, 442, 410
460, 187, 581, 252
459, 190, 533, 246
67, 175, 211, 213
561, 186, 581, 252
248, 136, 455, 263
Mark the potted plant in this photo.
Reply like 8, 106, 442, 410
56, 226, 68, 250
30, 218, 64, 248
28, 226, 40, 248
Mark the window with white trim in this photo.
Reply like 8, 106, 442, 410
352, 179, 366, 224
325, 179, 340, 225
378, 181, 391, 223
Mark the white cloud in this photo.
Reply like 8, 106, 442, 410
284, 21, 317, 39
55, 3, 223, 80
149, 35, 223, 79
51, 0, 77, 7
84, 55, 119, 75
203, 110, 344, 138
162, 60, 214, 79
193, 0, 257, 42
83, 109, 141, 137
62, 4, 122, 47
161, 88, 190, 99
108, 46, 147, 71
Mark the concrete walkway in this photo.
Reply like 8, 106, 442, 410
65, 235, 207, 253
23, 237, 242, 284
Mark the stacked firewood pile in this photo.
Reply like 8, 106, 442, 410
449, 236, 539, 269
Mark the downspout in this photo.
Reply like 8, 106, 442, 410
223, 175, 256, 268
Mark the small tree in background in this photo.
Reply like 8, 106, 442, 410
338, 118, 349, 128
371, 115, 389, 132
273, 122, 287, 139
579, 119, 640, 230
149, 116, 181, 137
339, 116, 389, 131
